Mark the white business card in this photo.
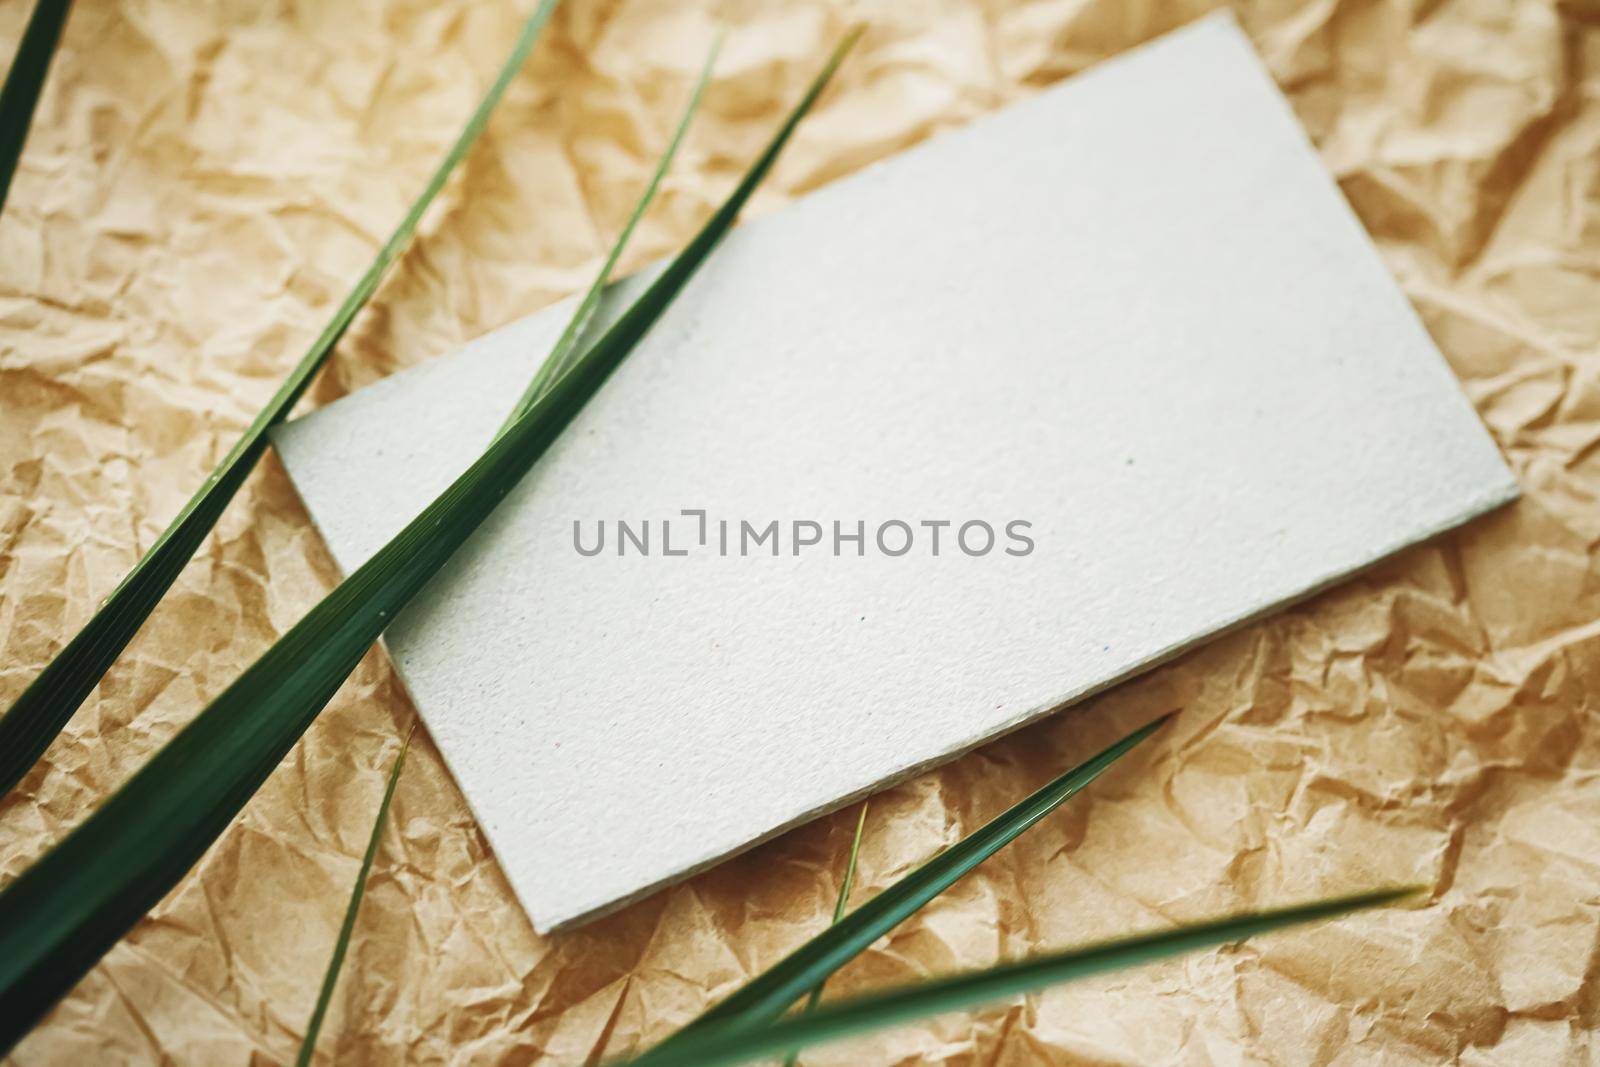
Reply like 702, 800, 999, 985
273, 14, 1517, 931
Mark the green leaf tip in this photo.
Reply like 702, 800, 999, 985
294, 727, 414, 1067
616, 884, 1415, 1067
833, 800, 869, 927
662, 710, 1173, 1051
497, 29, 725, 434
783, 799, 870, 1067
0, 28, 847, 1058
0, 0, 72, 214
0, 0, 561, 803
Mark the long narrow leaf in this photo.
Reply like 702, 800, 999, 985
294, 729, 412, 1067
497, 30, 724, 434
294, 54, 722, 1062
0, 0, 561, 801
0, 32, 857, 1056
618, 886, 1421, 1067
670, 712, 1172, 1046
783, 800, 868, 1067
0, 0, 71, 213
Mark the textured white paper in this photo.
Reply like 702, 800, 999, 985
272, 15, 1518, 932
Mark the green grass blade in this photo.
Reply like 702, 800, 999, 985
0, 0, 71, 213
497, 30, 724, 435
670, 712, 1172, 1045
294, 729, 412, 1067
0, 0, 560, 802
782, 800, 868, 1067
0, 33, 855, 1057
828, 803, 868, 932
293, 53, 721, 1056
618, 886, 1421, 1067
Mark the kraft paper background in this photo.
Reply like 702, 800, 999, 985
1, 0, 1597, 1064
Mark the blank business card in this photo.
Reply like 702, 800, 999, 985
272, 14, 1518, 931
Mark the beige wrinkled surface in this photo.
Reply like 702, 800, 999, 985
0, 0, 1597, 1063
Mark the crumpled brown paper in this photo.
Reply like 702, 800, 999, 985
1, 0, 1597, 1063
